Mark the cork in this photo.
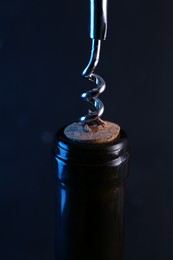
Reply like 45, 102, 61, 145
64, 121, 120, 144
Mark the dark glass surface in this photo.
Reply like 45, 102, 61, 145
52, 127, 129, 260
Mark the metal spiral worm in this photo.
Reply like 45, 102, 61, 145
79, 0, 108, 125
79, 39, 106, 124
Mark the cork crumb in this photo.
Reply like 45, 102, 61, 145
84, 118, 107, 133
64, 121, 121, 144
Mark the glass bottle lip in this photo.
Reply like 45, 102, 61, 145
53, 126, 129, 166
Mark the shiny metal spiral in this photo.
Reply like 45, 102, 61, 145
79, 39, 106, 125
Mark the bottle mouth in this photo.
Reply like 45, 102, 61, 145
53, 126, 129, 166
52, 126, 129, 187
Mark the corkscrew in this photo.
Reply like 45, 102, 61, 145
79, 0, 108, 126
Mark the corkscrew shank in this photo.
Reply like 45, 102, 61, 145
79, 0, 108, 126
79, 39, 106, 125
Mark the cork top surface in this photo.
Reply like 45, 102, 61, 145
64, 121, 120, 144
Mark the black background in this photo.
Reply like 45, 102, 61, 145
0, 0, 173, 259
